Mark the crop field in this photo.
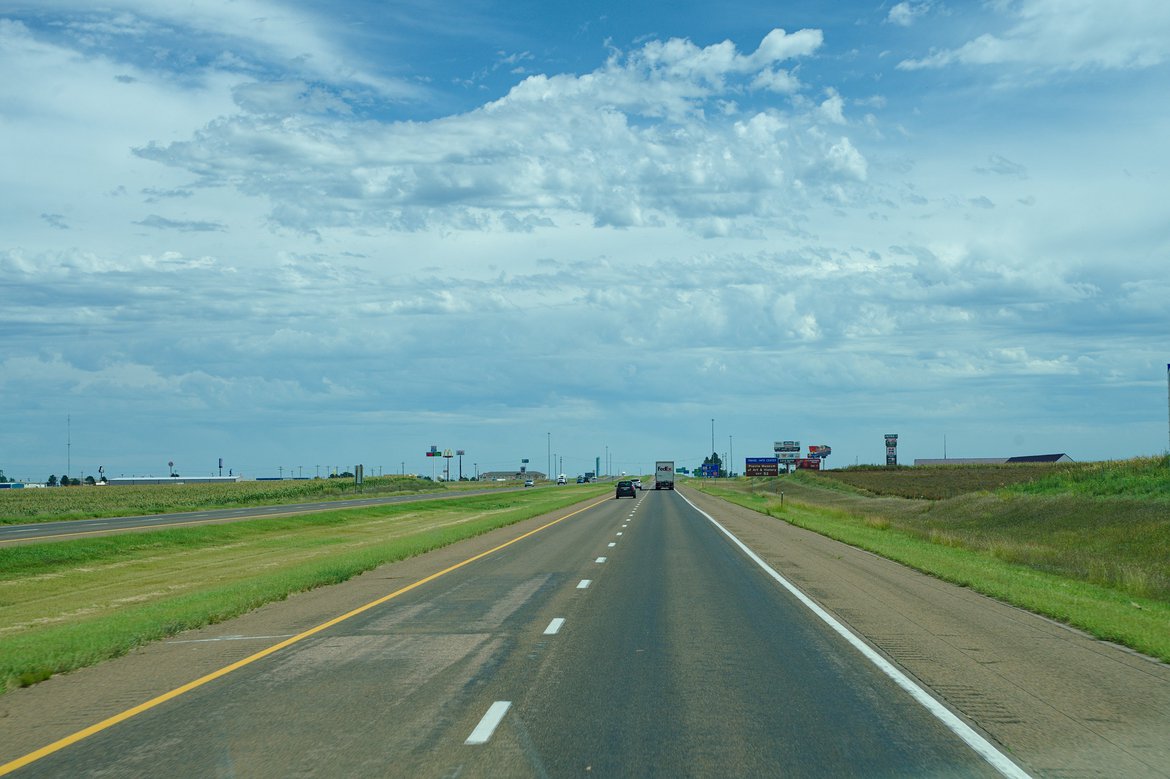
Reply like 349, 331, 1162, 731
695, 456, 1170, 661
0, 484, 610, 693
800, 461, 1096, 500
0, 475, 447, 524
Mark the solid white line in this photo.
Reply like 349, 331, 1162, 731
577, 579, 592, 589
595, 556, 607, 563
676, 491, 1032, 779
465, 701, 511, 745
544, 618, 565, 635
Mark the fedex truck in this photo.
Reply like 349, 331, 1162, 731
655, 461, 675, 490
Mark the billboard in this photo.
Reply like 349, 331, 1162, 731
795, 458, 821, 470
745, 457, 779, 477
885, 434, 898, 466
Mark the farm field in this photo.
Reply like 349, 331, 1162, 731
692, 456, 1170, 661
804, 457, 1170, 501
0, 475, 457, 524
0, 484, 610, 693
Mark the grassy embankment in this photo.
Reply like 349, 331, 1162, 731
691, 457, 1170, 662
0, 475, 454, 524
0, 484, 609, 694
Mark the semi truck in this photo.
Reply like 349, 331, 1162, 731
654, 461, 675, 490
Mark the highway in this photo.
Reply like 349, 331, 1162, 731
0, 486, 524, 545
2, 488, 1020, 777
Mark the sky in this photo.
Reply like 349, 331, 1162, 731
2, 0, 1168, 482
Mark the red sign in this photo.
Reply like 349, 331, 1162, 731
796, 459, 821, 470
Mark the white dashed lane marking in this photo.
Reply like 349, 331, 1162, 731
577, 579, 592, 589
465, 701, 511, 745
543, 618, 566, 635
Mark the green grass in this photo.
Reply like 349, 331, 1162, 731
694, 460, 1170, 662
0, 485, 609, 694
0, 475, 450, 524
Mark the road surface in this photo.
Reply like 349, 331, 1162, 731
1, 488, 1021, 777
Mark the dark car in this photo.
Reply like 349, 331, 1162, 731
615, 480, 636, 499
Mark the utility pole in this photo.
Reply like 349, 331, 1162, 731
547, 432, 551, 482
711, 418, 715, 459
729, 435, 733, 478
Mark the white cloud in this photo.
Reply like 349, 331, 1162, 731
899, 0, 1170, 72
129, 28, 854, 236
887, 1, 933, 27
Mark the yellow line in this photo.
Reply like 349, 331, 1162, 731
0, 497, 609, 776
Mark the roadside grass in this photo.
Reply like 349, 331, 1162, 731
0, 475, 450, 524
692, 466, 1170, 663
0, 485, 609, 694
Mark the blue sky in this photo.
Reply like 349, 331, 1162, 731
2, 0, 1168, 482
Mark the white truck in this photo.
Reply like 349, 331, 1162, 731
654, 461, 675, 490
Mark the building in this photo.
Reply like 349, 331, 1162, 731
477, 470, 545, 481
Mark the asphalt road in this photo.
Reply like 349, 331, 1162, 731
4, 488, 1016, 777
0, 486, 527, 545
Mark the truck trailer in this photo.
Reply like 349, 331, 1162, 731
654, 461, 675, 490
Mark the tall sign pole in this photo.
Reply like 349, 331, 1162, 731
885, 434, 899, 467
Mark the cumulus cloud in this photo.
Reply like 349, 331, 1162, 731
131, 28, 861, 236
898, 0, 1170, 72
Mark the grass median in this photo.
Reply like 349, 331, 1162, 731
0, 485, 609, 694
0, 475, 451, 524
691, 461, 1170, 663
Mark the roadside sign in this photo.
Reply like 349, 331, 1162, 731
745, 457, 779, 477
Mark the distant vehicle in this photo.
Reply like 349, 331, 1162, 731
631, 478, 642, 490
655, 461, 675, 490
576, 476, 585, 483
615, 480, 636, 499
495, 477, 507, 482
524, 479, 535, 487
557, 475, 567, 485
